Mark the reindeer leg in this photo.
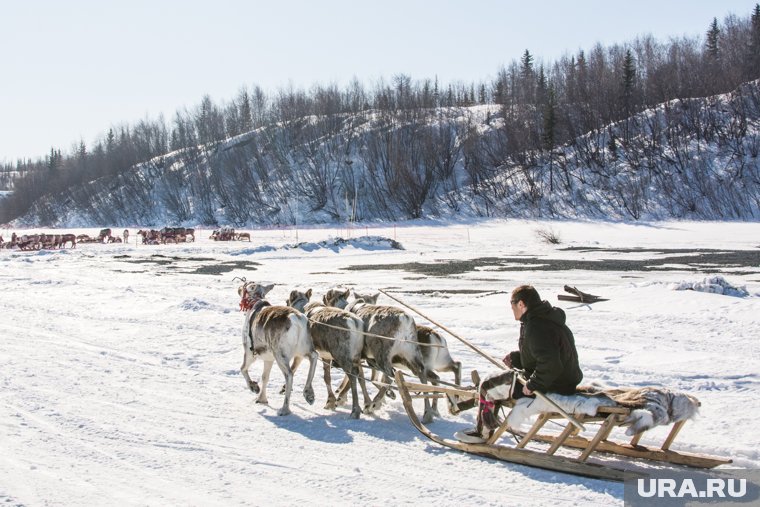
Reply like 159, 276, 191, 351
414, 359, 437, 424
355, 361, 372, 409
335, 374, 351, 406
348, 363, 362, 419
281, 356, 303, 395
428, 371, 442, 420
302, 351, 318, 406
373, 368, 396, 400
365, 370, 394, 414
257, 360, 273, 405
323, 359, 337, 410
419, 371, 435, 424
454, 361, 462, 387
273, 354, 293, 416
240, 348, 260, 394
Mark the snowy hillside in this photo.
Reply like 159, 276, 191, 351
13, 80, 760, 228
1, 219, 759, 505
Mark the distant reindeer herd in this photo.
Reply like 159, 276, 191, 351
210, 226, 250, 241
137, 227, 195, 245
0, 226, 258, 250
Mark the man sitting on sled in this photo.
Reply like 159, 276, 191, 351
454, 284, 584, 443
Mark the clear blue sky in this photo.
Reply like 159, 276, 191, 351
1, 0, 756, 162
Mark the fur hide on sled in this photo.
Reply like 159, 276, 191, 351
504, 385, 700, 435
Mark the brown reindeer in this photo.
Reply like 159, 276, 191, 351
323, 288, 441, 421
286, 289, 370, 419
61, 234, 77, 248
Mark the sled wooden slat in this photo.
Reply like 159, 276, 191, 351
546, 424, 579, 456
661, 419, 685, 451
401, 381, 479, 399
578, 414, 620, 462
515, 413, 551, 449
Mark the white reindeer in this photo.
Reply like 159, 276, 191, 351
286, 289, 370, 419
414, 324, 463, 418
238, 281, 319, 416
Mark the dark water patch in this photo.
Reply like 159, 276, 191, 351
188, 260, 260, 276
111, 254, 260, 275
345, 249, 760, 277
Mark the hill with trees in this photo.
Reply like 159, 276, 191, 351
2, 5, 759, 226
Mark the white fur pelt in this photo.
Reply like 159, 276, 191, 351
505, 387, 700, 436
505, 393, 617, 429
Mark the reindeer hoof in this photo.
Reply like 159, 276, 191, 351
277, 407, 292, 416
303, 387, 315, 405
422, 411, 436, 424
248, 383, 260, 394
385, 390, 396, 400
349, 409, 361, 419
255, 397, 268, 405
365, 401, 381, 413
324, 399, 337, 410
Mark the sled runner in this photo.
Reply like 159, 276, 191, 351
395, 371, 732, 482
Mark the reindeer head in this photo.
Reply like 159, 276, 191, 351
235, 279, 274, 311
351, 290, 379, 305
286, 289, 312, 312
239, 282, 274, 299
323, 288, 351, 309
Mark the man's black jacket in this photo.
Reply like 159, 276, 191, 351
508, 301, 583, 394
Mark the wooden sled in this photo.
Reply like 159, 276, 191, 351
395, 372, 731, 482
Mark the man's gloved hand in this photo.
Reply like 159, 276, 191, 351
502, 354, 512, 368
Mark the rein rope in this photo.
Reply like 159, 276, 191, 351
304, 315, 446, 348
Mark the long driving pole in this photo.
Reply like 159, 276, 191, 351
378, 289, 585, 431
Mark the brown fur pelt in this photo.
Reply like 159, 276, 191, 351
577, 385, 701, 435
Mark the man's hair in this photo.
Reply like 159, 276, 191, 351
511, 285, 542, 309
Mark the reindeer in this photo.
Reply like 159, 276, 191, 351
137, 229, 160, 245
323, 288, 445, 423
237, 280, 318, 416
60, 234, 77, 248
236, 232, 251, 241
413, 324, 463, 417
98, 228, 112, 243
286, 289, 369, 419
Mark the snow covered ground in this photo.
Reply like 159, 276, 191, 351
1, 219, 759, 506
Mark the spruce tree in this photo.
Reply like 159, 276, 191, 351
542, 85, 557, 193
520, 49, 535, 104
706, 17, 720, 60
621, 49, 637, 116
747, 4, 760, 79
240, 90, 253, 133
